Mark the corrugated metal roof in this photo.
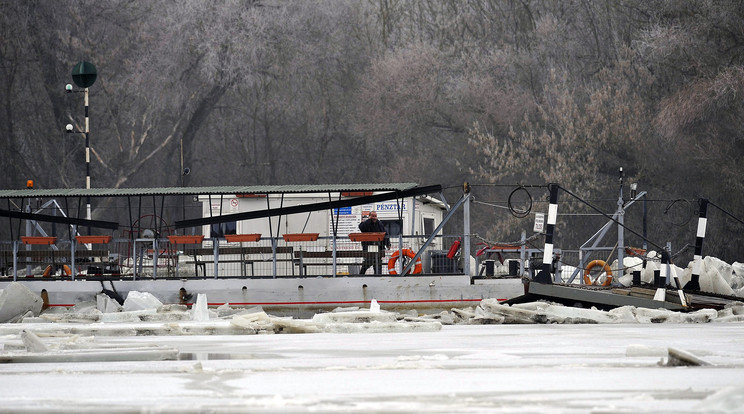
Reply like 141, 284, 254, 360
0, 183, 420, 198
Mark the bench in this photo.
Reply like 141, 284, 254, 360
293, 250, 382, 276
182, 246, 295, 277
1, 249, 111, 276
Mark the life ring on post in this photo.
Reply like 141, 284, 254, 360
43, 265, 72, 277
583, 260, 612, 286
387, 249, 422, 275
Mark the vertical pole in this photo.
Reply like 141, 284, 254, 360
213, 238, 219, 279
71, 225, 77, 280
664, 242, 672, 285
25, 201, 31, 277
685, 198, 707, 291
12, 240, 18, 281
180, 138, 185, 222
617, 168, 624, 281
84, 88, 91, 222
538, 184, 559, 283
642, 195, 648, 271
462, 193, 471, 276
519, 231, 526, 276
132, 239, 138, 280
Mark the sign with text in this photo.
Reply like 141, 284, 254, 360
533, 213, 545, 233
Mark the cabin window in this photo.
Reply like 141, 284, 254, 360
210, 221, 236, 238
423, 217, 435, 236
380, 219, 402, 237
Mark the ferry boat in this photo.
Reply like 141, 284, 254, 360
0, 183, 525, 316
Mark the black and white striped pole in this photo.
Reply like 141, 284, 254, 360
535, 183, 559, 284
684, 198, 708, 291
65, 61, 97, 222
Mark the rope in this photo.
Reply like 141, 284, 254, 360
508, 186, 532, 218
557, 185, 666, 251
472, 233, 541, 248
708, 200, 744, 226
663, 199, 692, 226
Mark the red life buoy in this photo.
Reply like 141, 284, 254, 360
387, 249, 422, 275
583, 260, 613, 286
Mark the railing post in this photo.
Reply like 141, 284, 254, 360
213, 238, 219, 279
153, 238, 159, 279
519, 231, 526, 276
71, 227, 76, 281
463, 192, 471, 276
12, 240, 18, 281
132, 239, 137, 280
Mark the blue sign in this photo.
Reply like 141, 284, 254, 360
333, 207, 353, 215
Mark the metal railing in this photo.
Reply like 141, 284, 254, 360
1, 234, 468, 280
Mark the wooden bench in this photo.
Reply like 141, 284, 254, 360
293, 250, 382, 276
183, 246, 295, 277
2, 249, 111, 276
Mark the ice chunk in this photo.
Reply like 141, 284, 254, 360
616, 273, 633, 287
665, 347, 711, 366
417, 311, 456, 325
451, 307, 475, 320
724, 302, 744, 315
100, 310, 153, 323
543, 305, 617, 324
123, 291, 163, 311
370, 299, 380, 313
641, 260, 660, 284
705, 256, 734, 285
230, 311, 320, 334
312, 309, 397, 325
330, 306, 360, 313
510, 302, 549, 312
684, 308, 718, 323
607, 306, 639, 323
632, 307, 676, 323
477, 299, 537, 324
191, 293, 210, 321
704, 266, 735, 296
0, 282, 44, 323
626, 344, 668, 357
64, 301, 102, 323
21, 330, 48, 352
96, 293, 123, 314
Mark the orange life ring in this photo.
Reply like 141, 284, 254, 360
387, 249, 422, 275
43, 265, 72, 277
583, 260, 612, 286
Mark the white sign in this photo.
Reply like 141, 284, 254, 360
230, 198, 239, 212
533, 213, 545, 233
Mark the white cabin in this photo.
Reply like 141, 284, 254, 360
198, 192, 448, 250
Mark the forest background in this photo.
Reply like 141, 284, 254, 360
2, 0, 743, 263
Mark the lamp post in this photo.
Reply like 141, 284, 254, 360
65, 61, 97, 221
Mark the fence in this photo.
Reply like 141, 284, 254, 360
0, 234, 466, 280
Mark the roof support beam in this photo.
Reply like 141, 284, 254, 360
0, 209, 118, 230
175, 185, 442, 228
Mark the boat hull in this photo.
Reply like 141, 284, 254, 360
0, 275, 525, 317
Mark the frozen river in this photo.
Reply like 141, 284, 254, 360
1, 322, 743, 413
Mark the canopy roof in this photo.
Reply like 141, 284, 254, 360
0, 183, 420, 198
0, 183, 445, 230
